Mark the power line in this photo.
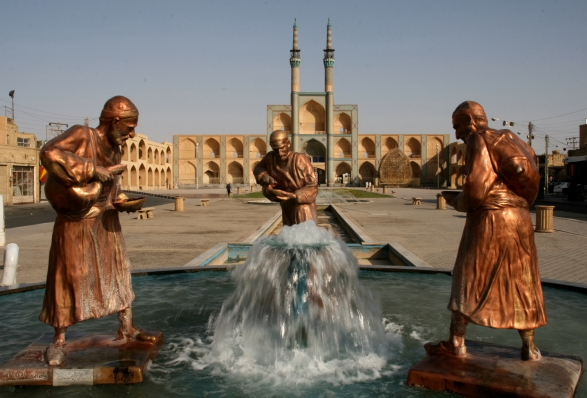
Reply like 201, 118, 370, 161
516, 107, 587, 123
0, 98, 88, 119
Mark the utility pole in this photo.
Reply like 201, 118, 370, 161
85, 117, 90, 127
544, 135, 549, 195
528, 122, 533, 147
565, 137, 579, 150
47, 122, 69, 142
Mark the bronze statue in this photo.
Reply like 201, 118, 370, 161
254, 130, 318, 226
40, 96, 156, 365
428, 101, 547, 361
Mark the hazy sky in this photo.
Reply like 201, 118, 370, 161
1, 0, 586, 154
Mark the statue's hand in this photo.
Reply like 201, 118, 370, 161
109, 164, 127, 175
259, 174, 276, 186
274, 190, 296, 201
95, 166, 114, 182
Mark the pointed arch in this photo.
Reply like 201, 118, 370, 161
154, 149, 159, 164
154, 168, 160, 187
227, 138, 243, 158
180, 161, 197, 185
250, 138, 267, 158
302, 139, 326, 163
300, 100, 325, 133
359, 137, 375, 158
166, 147, 171, 163
406, 137, 421, 158
227, 161, 244, 184
359, 162, 377, 184
180, 138, 197, 159
130, 143, 138, 162
121, 143, 129, 162
273, 113, 291, 131
334, 112, 352, 134
203, 161, 220, 184
204, 138, 220, 159
139, 139, 146, 160
147, 147, 153, 164
130, 165, 138, 186
334, 138, 351, 158
139, 164, 146, 188
385, 137, 398, 152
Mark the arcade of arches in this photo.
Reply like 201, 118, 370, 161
121, 133, 172, 190
174, 134, 465, 188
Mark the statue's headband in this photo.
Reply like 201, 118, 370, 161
100, 109, 139, 119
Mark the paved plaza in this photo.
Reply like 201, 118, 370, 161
1, 187, 586, 287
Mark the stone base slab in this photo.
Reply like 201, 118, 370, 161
407, 340, 583, 398
0, 331, 163, 386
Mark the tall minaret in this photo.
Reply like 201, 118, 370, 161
324, 19, 335, 185
290, 19, 301, 151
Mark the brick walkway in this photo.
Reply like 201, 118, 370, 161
2, 187, 586, 286
336, 187, 587, 284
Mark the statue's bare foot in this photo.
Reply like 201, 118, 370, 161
424, 341, 466, 357
521, 344, 541, 361
46, 343, 66, 366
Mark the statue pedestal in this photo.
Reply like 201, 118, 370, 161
407, 340, 583, 398
0, 331, 163, 386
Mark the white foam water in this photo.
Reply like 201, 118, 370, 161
176, 221, 394, 387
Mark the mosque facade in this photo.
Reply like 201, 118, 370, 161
173, 21, 455, 189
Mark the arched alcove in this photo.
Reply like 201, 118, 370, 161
227, 138, 243, 158
359, 162, 377, 184
203, 161, 220, 184
121, 143, 129, 162
166, 147, 171, 163
147, 147, 153, 164
154, 149, 160, 164
204, 138, 220, 159
334, 113, 351, 134
130, 166, 138, 186
302, 139, 326, 163
273, 113, 291, 131
154, 168, 160, 187
147, 167, 153, 187
227, 161, 244, 184
360, 138, 375, 158
300, 100, 325, 133
139, 164, 146, 188
180, 138, 197, 159
334, 138, 351, 158
139, 140, 146, 160
406, 138, 421, 158
180, 161, 197, 185
249, 138, 267, 158
385, 137, 398, 152
130, 143, 138, 162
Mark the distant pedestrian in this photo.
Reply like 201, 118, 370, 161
226, 183, 232, 197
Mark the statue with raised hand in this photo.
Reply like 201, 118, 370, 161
427, 101, 547, 361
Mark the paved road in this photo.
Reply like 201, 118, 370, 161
3, 195, 173, 229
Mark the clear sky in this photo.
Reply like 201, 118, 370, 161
1, 0, 586, 154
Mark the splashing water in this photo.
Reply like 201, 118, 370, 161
182, 221, 391, 387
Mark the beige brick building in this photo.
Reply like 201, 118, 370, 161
120, 133, 173, 190
0, 116, 41, 205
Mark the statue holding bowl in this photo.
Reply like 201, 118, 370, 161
40, 96, 156, 366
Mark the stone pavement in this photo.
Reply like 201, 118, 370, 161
1, 187, 586, 286
1, 197, 280, 284
336, 187, 587, 284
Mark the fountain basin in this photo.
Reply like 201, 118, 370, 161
0, 270, 586, 397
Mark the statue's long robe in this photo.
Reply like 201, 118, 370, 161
39, 126, 134, 328
449, 130, 547, 330
254, 151, 318, 226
